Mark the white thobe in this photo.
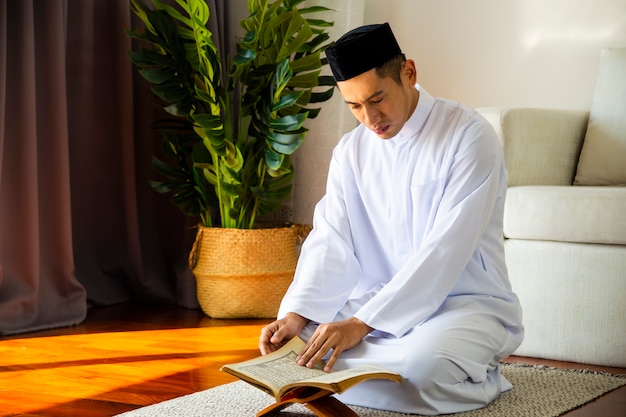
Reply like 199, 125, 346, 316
278, 86, 523, 415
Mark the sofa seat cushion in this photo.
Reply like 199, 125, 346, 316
504, 185, 626, 245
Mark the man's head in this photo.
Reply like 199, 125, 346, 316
326, 23, 403, 82
326, 23, 419, 139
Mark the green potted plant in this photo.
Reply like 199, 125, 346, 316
127, 0, 334, 318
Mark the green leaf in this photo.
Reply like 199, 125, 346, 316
192, 112, 222, 126
268, 130, 306, 154
172, 188, 200, 205
304, 18, 334, 28
152, 156, 188, 180
223, 140, 244, 172
151, 85, 187, 103
268, 129, 305, 145
234, 48, 256, 65
277, 16, 311, 60
318, 75, 336, 86
152, 0, 193, 28
287, 70, 321, 88
265, 148, 284, 170
270, 113, 307, 131
309, 87, 334, 103
138, 67, 177, 84
297, 6, 334, 14
300, 33, 330, 53
290, 51, 321, 73
271, 91, 304, 112
220, 180, 240, 195
302, 106, 321, 118
150, 179, 178, 194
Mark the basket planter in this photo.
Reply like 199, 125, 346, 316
188, 224, 311, 318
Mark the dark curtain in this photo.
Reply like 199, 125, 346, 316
0, 0, 232, 335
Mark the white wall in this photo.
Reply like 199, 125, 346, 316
364, 0, 626, 110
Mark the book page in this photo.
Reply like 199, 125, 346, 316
238, 349, 327, 392
221, 337, 326, 395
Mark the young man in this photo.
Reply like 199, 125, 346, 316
259, 23, 523, 415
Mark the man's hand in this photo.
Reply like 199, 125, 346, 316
297, 317, 373, 372
259, 312, 309, 355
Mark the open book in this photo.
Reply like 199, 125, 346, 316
220, 336, 402, 416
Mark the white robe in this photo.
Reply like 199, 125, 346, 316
278, 86, 524, 415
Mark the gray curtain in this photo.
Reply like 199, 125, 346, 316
0, 0, 232, 335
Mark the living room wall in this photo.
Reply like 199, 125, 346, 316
364, 0, 626, 110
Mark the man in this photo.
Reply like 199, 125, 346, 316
259, 23, 523, 415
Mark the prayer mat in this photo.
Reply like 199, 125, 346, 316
115, 363, 626, 417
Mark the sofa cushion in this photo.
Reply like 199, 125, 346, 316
497, 108, 587, 186
574, 48, 626, 185
504, 185, 626, 245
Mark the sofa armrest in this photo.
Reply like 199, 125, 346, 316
477, 107, 589, 186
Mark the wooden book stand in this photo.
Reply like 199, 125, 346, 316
256, 388, 358, 417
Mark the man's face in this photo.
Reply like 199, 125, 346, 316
337, 60, 419, 139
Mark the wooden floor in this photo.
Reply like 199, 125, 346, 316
0, 303, 624, 417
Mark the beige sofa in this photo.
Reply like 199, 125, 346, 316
478, 48, 626, 367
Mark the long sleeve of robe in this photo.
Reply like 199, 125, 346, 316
278, 86, 522, 338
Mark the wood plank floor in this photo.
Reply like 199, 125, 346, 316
0, 303, 624, 416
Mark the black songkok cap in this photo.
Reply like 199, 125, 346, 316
326, 23, 402, 82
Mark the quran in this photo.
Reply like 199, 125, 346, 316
220, 336, 402, 417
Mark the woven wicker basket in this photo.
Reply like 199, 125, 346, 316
188, 224, 311, 318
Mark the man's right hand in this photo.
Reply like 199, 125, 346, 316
259, 312, 309, 355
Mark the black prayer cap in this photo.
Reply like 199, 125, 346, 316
326, 23, 402, 82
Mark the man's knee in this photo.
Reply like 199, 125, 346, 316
407, 355, 502, 414
408, 354, 469, 391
